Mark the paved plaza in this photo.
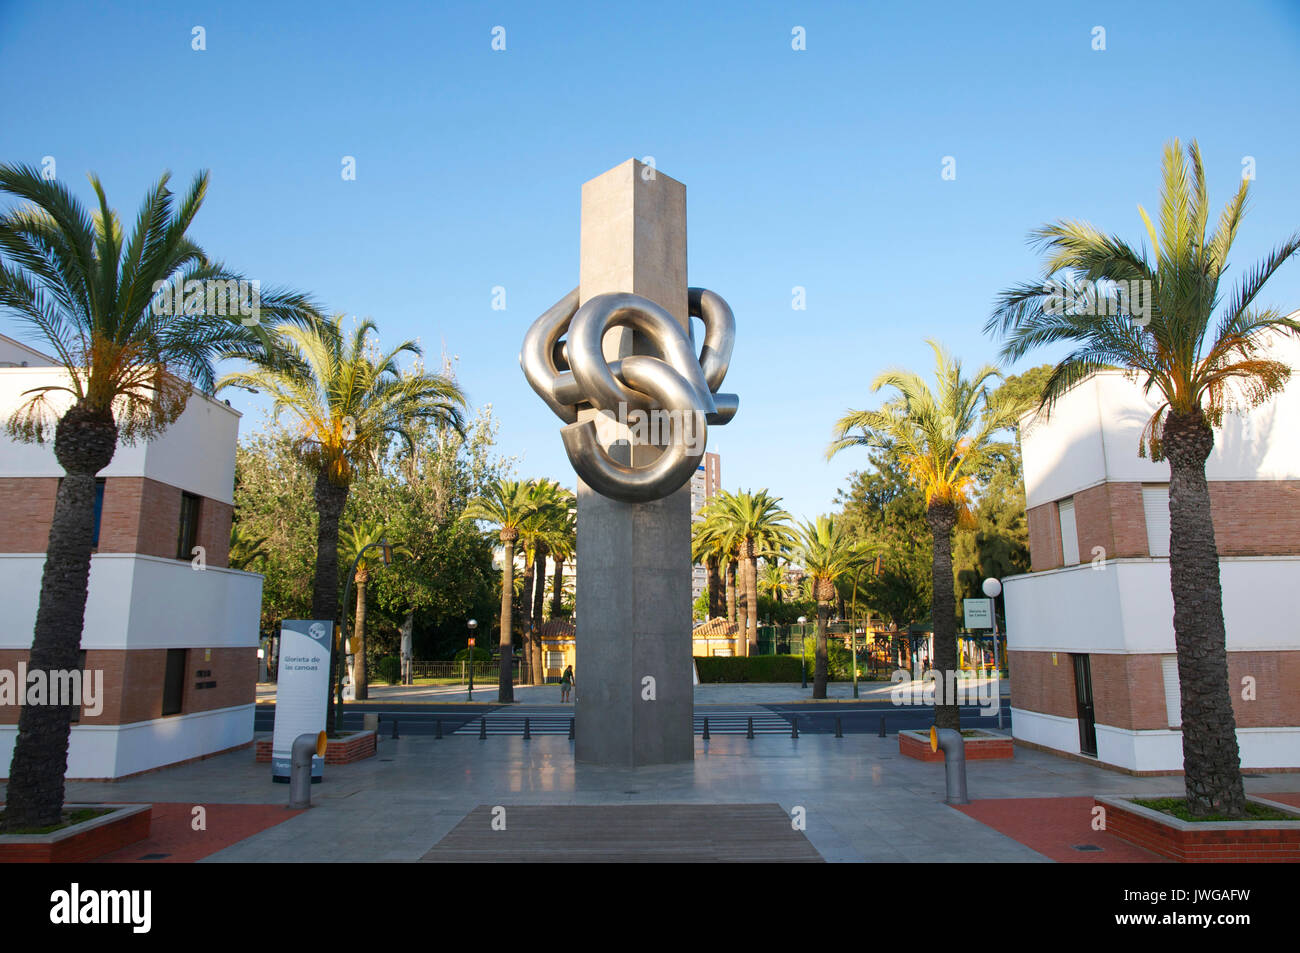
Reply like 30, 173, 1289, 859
10, 725, 1297, 863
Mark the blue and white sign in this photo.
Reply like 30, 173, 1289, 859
962, 598, 994, 630
271, 619, 332, 782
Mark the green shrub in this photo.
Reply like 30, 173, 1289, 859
375, 656, 401, 685
693, 655, 803, 683
802, 636, 856, 680
453, 646, 493, 663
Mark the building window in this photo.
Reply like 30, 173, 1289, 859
1057, 497, 1080, 565
1143, 484, 1171, 558
91, 479, 106, 547
162, 648, 187, 716
176, 492, 201, 560
546, 651, 564, 669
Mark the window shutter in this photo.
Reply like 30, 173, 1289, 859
1161, 655, 1181, 728
1058, 498, 1080, 565
1143, 485, 1171, 558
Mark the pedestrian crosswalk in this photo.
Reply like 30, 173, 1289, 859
694, 709, 791, 735
454, 706, 575, 735
454, 706, 792, 736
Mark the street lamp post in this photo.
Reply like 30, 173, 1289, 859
466, 619, 477, 701
982, 577, 1003, 729
797, 616, 807, 689
334, 538, 392, 734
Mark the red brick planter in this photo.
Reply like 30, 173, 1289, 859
0, 804, 151, 863
255, 730, 377, 765
899, 729, 1014, 762
1095, 795, 1300, 862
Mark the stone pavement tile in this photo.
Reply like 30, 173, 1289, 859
26, 727, 1297, 863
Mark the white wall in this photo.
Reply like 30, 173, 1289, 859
0, 704, 254, 779
0, 553, 263, 650
1004, 556, 1300, 655
1020, 330, 1300, 509
0, 366, 241, 503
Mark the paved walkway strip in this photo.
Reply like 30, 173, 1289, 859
421, 803, 823, 862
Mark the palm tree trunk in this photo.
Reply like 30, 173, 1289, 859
927, 501, 959, 730
1164, 411, 1246, 817
354, 572, 368, 701
707, 555, 723, 618
725, 560, 736, 625
531, 542, 548, 685
4, 404, 117, 831
814, 594, 830, 699
745, 550, 759, 657
519, 551, 535, 687
497, 532, 516, 703
551, 557, 564, 618
313, 470, 350, 735
735, 560, 748, 656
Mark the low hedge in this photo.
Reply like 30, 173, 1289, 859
694, 656, 803, 683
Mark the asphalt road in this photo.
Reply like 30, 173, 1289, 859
253, 699, 1013, 737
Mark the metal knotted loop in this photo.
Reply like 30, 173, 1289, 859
520, 288, 739, 502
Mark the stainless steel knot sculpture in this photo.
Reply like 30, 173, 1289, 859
520, 288, 739, 503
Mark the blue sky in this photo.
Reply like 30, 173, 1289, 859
3, 0, 1298, 521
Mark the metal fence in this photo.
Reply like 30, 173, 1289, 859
408, 660, 520, 680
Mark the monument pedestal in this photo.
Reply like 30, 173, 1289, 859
575, 481, 694, 766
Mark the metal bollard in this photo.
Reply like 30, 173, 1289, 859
746, 717, 754, 739
391, 718, 399, 739
289, 731, 327, 809
568, 717, 575, 740
435, 719, 442, 739
791, 717, 799, 739
929, 726, 970, 805
479, 717, 487, 739
702, 717, 710, 740
835, 716, 842, 738
523, 717, 531, 740
878, 715, 886, 737
363, 712, 379, 734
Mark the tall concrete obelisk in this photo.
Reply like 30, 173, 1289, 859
573, 159, 694, 766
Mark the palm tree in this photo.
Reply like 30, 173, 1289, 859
829, 341, 1019, 728
228, 524, 271, 571
0, 165, 318, 831
218, 314, 466, 731
704, 490, 795, 655
339, 519, 407, 701
463, 479, 538, 702
986, 139, 1300, 818
691, 515, 731, 620
532, 486, 575, 682
548, 505, 577, 621
518, 479, 571, 685
794, 516, 861, 698
759, 558, 789, 604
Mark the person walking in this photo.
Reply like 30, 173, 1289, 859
560, 665, 574, 703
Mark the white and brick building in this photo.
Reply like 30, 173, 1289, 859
0, 333, 263, 779
1003, 327, 1300, 774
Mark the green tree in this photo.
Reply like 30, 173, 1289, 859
793, 515, 862, 698
0, 165, 317, 830
339, 519, 407, 700
987, 139, 1300, 818
462, 479, 539, 702
829, 341, 1020, 728
698, 490, 794, 655
219, 314, 466, 732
